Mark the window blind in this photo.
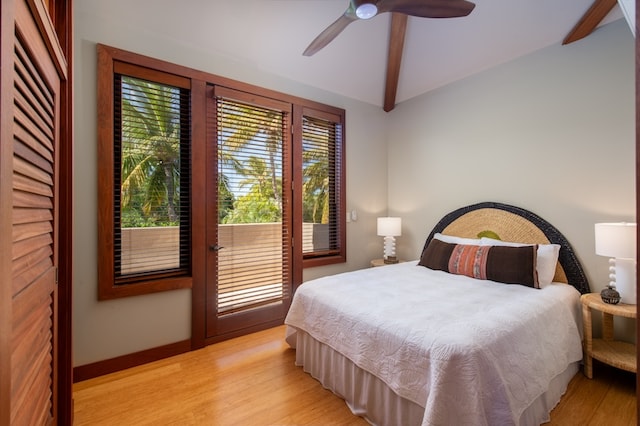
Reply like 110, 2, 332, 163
113, 74, 191, 282
301, 114, 342, 255
215, 95, 290, 314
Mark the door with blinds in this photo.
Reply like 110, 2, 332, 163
205, 86, 292, 340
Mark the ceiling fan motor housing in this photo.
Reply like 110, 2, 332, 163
355, 2, 378, 19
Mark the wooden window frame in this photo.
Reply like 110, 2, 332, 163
97, 44, 346, 300
97, 47, 193, 299
294, 106, 346, 268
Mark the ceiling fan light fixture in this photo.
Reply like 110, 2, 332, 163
355, 3, 378, 19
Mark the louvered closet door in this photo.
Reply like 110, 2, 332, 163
205, 86, 293, 341
7, 0, 64, 423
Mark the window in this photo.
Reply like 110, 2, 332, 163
115, 75, 191, 279
299, 108, 345, 265
98, 44, 345, 300
98, 58, 193, 299
214, 91, 291, 314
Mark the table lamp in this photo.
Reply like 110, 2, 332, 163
377, 217, 401, 264
595, 222, 637, 304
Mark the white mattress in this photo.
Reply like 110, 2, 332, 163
285, 261, 584, 426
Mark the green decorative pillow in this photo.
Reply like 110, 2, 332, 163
477, 230, 501, 240
419, 238, 539, 288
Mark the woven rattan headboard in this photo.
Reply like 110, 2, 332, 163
421, 202, 590, 294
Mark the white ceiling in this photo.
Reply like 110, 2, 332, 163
95, 0, 626, 108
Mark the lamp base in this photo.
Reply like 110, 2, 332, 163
382, 236, 397, 264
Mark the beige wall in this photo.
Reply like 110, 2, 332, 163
387, 20, 635, 338
388, 19, 634, 283
73, 3, 387, 365
74, 1, 634, 365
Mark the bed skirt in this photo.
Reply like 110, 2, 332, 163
286, 327, 579, 426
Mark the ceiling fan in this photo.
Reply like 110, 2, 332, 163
303, 0, 476, 57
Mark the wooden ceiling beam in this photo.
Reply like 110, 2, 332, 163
563, 0, 617, 45
383, 13, 408, 112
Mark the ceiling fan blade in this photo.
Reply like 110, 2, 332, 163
378, 0, 476, 18
303, 0, 474, 57
303, 13, 358, 56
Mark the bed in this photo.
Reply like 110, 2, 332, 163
284, 202, 590, 426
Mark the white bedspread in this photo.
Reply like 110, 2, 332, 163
285, 261, 584, 426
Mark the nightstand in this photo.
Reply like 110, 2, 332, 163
580, 292, 637, 378
370, 258, 404, 267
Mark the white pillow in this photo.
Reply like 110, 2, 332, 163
433, 232, 481, 246
480, 237, 560, 288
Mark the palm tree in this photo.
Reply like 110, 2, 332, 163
217, 100, 284, 223
222, 155, 282, 224
302, 146, 329, 224
302, 116, 333, 225
218, 174, 235, 222
217, 99, 332, 226
120, 76, 183, 226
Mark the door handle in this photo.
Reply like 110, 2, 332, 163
209, 244, 224, 252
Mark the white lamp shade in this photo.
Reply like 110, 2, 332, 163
377, 217, 401, 237
595, 222, 637, 259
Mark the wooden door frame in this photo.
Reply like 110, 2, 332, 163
54, 0, 74, 423
635, 1, 640, 420
202, 89, 293, 346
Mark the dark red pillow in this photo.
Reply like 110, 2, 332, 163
419, 238, 539, 288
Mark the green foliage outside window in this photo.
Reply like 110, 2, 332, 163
120, 76, 182, 228
120, 81, 331, 228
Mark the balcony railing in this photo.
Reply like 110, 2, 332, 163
120, 223, 328, 312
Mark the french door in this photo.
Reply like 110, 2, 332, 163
205, 86, 293, 341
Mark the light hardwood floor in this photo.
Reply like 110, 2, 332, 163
73, 325, 636, 425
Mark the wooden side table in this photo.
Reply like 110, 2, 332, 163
580, 292, 637, 378
370, 258, 405, 267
